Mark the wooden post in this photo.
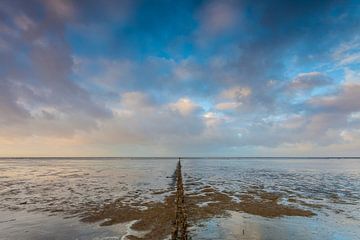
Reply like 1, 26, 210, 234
171, 158, 189, 240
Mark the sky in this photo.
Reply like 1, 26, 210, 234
0, 0, 360, 157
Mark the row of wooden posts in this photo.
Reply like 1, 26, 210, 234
171, 159, 189, 240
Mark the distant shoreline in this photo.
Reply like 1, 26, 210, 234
1, 156, 360, 159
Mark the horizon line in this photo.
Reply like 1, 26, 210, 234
1, 156, 360, 159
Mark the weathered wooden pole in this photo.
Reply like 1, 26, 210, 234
171, 158, 188, 240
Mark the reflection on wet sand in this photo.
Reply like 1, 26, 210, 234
1, 158, 360, 240
193, 210, 360, 240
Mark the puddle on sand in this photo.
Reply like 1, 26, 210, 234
0, 210, 127, 240
190, 211, 360, 240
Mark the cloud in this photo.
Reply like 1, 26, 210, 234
1, 0, 360, 156
344, 68, 360, 84
220, 86, 252, 100
332, 35, 360, 66
215, 102, 240, 111
309, 83, 360, 113
287, 72, 334, 91
196, 0, 241, 36
215, 86, 253, 111
43, 0, 75, 19
0, 0, 111, 138
168, 98, 201, 116
230, 80, 360, 149
82, 93, 206, 147
0, 81, 30, 124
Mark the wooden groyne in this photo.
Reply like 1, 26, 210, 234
171, 159, 189, 240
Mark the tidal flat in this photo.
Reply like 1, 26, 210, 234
0, 158, 359, 239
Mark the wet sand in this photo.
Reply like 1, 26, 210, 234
1, 158, 359, 240
81, 185, 314, 239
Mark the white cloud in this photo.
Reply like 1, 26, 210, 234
168, 98, 201, 116
214, 86, 251, 111
332, 35, 360, 66
220, 86, 252, 100
215, 102, 240, 110
344, 68, 360, 84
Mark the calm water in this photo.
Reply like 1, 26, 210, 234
181, 158, 360, 240
0, 158, 359, 239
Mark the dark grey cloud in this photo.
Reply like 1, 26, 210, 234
0, 0, 111, 136
0, 80, 29, 124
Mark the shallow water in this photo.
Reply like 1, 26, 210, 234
182, 158, 360, 239
0, 158, 177, 239
0, 158, 360, 239
0, 158, 176, 213
182, 158, 360, 215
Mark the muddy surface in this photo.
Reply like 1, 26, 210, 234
82, 194, 176, 239
1, 158, 359, 240
81, 185, 314, 239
